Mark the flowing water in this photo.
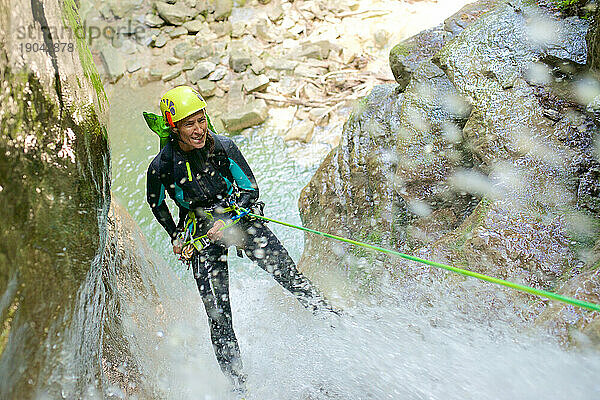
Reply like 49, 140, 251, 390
105, 76, 600, 399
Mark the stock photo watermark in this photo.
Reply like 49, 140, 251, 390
15, 21, 147, 54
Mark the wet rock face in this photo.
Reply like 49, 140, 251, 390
0, 0, 110, 397
300, 0, 600, 340
389, 0, 500, 90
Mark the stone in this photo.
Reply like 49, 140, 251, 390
166, 57, 180, 65
171, 74, 187, 86
155, 1, 198, 26
255, 18, 278, 43
209, 21, 233, 38
153, 32, 169, 48
196, 79, 217, 97
148, 68, 164, 81
108, 0, 143, 18
173, 41, 193, 58
294, 63, 326, 78
208, 66, 227, 81
231, 21, 246, 38
100, 45, 126, 83
309, 107, 330, 126
263, 56, 298, 72
184, 46, 213, 64
243, 74, 270, 93
284, 121, 315, 143
208, 0, 233, 21
126, 59, 142, 73
168, 26, 188, 38
229, 47, 252, 72
183, 20, 205, 34
162, 65, 183, 81
187, 61, 216, 83
443, 0, 500, 36
220, 99, 269, 132
389, 25, 450, 90
267, 1, 284, 22
145, 13, 165, 28
250, 55, 266, 74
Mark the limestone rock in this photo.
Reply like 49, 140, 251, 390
108, 0, 143, 18
250, 55, 266, 74
155, 1, 198, 26
197, 79, 217, 97
284, 121, 315, 143
220, 99, 269, 132
208, 0, 233, 21
229, 47, 252, 72
100, 45, 126, 83
188, 61, 216, 83
153, 32, 169, 47
168, 26, 188, 38
162, 65, 183, 81
389, 26, 450, 90
183, 19, 205, 34
208, 66, 228, 81
173, 41, 193, 58
145, 13, 165, 28
243, 74, 270, 93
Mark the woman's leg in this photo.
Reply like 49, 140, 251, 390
241, 220, 336, 313
193, 244, 246, 388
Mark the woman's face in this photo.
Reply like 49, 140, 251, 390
176, 109, 207, 151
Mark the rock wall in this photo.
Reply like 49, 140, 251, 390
0, 0, 112, 397
298, 0, 600, 343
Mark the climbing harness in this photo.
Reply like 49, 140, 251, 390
237, 210, 600, 313
178, 200, 250, 263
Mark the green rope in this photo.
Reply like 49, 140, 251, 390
246, 212, 600, 313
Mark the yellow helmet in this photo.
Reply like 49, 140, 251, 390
159, 86, 207, 128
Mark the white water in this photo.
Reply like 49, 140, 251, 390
106, 79, 600, 399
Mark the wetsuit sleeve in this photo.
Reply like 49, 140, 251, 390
146, 164, 178, 240
223, 139, 260, 208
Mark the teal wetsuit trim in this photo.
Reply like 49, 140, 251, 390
158, 184, 166, 206
228, 158, 255, 191
174, 183, 191, 209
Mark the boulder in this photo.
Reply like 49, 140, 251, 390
100, 45, 126, 83
183, 19, 205, 34
197, 79, 217, 97
298, 0, 600, 334
173, 40, 193, 58
145, 13, 165, 28
108, 0, 143, 18
208, 66, 228, 81
153, 32, 169, 47
243, 74, 270, 93
229, 47, 252, 72
168, 26, 188, 38
250, 55, 266, 74
187, 61, 216, 83
284, 121, 315, 143
207, 0, 233, 21
220, 99, 269, 132
155, 1, 198, 26
162, 65, 183, 81
389, 26, 450, 89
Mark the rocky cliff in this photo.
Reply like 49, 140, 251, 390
298, 0, 600, 344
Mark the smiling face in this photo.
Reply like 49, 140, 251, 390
175, 109, 208, 151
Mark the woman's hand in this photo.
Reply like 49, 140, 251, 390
172, 237, 183, 254
207, 220, 226, 241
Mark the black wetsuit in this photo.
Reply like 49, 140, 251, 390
146, 133, 332, 386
